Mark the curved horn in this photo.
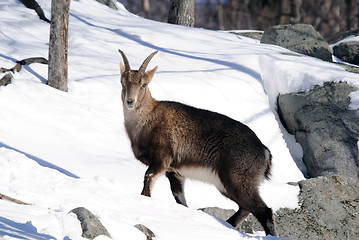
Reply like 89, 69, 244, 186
118, 49, 131, 72
138, 51, 158, 73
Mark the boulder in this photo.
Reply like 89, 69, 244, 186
261, 24, 332, 61
134, 224, 155, 240
276, 175, 359, 240
278, 81, 359, 179
199, 207, 263, 234
70, 207, 111, 239
333, 41, 359, 65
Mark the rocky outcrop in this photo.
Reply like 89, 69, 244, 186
261, 24, 332, 61
278, 81, 359, 179
333, 41, 359, 65
276, 175, 359, 240
70, 207, 111, 239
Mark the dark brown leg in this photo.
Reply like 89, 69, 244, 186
227, 208, 250, 227
141, 162, 167, 197
166, 171, 187, 207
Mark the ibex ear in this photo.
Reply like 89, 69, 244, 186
120, 62, 125, 75
144, 66, 158, 83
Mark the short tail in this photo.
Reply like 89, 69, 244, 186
264, 147, 272, 180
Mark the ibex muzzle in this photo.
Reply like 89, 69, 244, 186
119, 50, 278, 236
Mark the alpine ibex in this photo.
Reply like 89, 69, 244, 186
119, 50, 277, 236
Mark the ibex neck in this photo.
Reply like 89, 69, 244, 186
140, 91, 158, 115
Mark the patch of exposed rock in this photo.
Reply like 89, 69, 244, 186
276, 175, 359, 240
278, 81, 359, 179
70, 207, 111, 239
199, 207, 264, 234
202, 175, 359, 240
261, 24, 332, 61
134, 224, 155, 240
333, 41, 359, 65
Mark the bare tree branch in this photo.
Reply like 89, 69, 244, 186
0, 193, 29, 205
0, 57, 48, 86
19, 0, 51, 23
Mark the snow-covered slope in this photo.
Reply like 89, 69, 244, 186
0, 0, 358, 239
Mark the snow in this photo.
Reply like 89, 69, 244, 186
331, 35, 359, 47
0, 0, 358, 239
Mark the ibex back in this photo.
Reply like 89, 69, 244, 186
119, 50, 277, 236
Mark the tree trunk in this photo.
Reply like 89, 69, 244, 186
143, 0, 151, 18
168, 0, 195, 27
346, 0, 359, 30
48, 0, 70, 92
217, 0, 224, 30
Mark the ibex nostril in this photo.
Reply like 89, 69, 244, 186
127, 99, 134, 106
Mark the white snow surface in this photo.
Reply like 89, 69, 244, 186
0, 0, 359, 239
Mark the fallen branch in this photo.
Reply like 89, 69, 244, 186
0, 57, 48, 86
18, 0, 51, 23
0, 193, 29, 205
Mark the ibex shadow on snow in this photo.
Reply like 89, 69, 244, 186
119, 50, 277, 236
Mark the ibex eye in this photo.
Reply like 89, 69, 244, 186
141, 84, 147, 88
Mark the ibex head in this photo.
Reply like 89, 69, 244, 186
119, 50, 158, 110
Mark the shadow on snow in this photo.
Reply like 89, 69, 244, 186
0, 217, 56, 240
0, 142, 79, 179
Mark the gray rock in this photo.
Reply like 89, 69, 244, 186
199, 207, 263, 234
276, 175, 359, 240
230, 31, 263, 41
341, 29, 359, 39
95, 0, 118, 10
134, 224, 155, 240
278, 81, 359, 179
70, 207, 111, 239
199, 207, 235, 220
334, 62, 359, 74
333, 41, 359, 65
261, 24, 332, 61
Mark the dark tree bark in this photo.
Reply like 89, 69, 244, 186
168, 0, 195, 27
143, 0, 151, 18
48, 0, 70, 92
19, 0, 51, 23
